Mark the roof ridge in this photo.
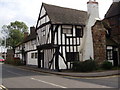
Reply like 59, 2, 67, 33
42, 2, 87, 13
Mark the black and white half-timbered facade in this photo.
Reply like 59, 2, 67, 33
36, 3, 87, 70
15, 27, 37, 66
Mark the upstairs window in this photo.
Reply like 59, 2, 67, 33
31, 40, 36, 45
62, 25, 72, 34
75, 26, 83, 37
41, 27, 46, 36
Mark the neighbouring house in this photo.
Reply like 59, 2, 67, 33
104, 0, 120, 66
14, 43, 23, 61
91, 0, 120, 66
23, 27, 37, 66
15, 27, 37, 65
36, 3, 87, 70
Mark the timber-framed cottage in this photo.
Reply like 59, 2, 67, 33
15, 27, 37, 66
36, 3, 87, 70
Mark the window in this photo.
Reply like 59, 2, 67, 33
75, 26, 83, 37
31, 53, 34, 59
41, 27, 46, 36
66, 52, 79, 62
35, 53, 38, 58
31, 40, 36, 45
31, 52, 38, 59
107, 50, 113, 60
62, 25, 72, 34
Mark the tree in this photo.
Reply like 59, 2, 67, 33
1, 21, 28, 53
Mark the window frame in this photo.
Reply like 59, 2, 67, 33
35, 53, 38, 59
75, 26, 83, 37
31, 53, 34, 59
66, 52, 79, 62
106, 46, 113, 60
62, 25, 73, 34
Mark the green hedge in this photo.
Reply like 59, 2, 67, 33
72, 60, 97, 72
101, 61, 113, 70
5, 57, 23, 66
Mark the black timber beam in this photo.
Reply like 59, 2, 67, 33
37, 44, 58, 50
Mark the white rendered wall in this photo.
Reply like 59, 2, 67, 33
80, 1, 99, 61
59, 56, 66, 69
27, 51, 37, 66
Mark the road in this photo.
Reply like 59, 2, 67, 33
2, 64, 119, 89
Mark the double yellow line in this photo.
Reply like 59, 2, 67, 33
0, 85, 8, 90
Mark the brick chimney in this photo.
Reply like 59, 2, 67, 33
24, 32, 28, 39
30, 26, 35, 34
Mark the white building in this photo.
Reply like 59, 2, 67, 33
36, 3, 87, 70
15, 27, 37, 66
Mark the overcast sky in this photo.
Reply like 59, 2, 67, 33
0, 0, 113, 52
0, 0, 113, 38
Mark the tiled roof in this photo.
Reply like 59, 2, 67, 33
43, 3, 87, 25
105, 2, 120, 18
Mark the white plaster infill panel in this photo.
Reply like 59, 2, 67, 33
27, 51, 37, 66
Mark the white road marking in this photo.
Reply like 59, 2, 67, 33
0, 85, 8, 90
0, 86, 2, 90
31, 78, 67, 88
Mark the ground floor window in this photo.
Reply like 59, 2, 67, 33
35, 53, 38, 58
66, 52, 79, 62
31, 52, 38, 59
107, 50, 113, 60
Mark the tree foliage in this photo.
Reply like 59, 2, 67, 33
1, 21, 28, 52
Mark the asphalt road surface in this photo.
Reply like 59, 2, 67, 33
2, 64, 119, 89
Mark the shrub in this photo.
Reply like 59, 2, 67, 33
5, 57, 23, 66
72, 61, 82, 72
81, 60, 97, 72
13, 57, 23, 66
101, 61, 112, 70
72, 60, 97, 72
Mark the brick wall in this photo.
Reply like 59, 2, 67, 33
92, 20, 106, 64
6, 49, 14, 61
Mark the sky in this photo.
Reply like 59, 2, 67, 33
0, 0, 113, 52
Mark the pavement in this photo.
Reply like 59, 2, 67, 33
18, 65, 120, 78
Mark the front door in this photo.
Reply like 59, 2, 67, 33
113, 51, 118, 66
38, 50, 44, 68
